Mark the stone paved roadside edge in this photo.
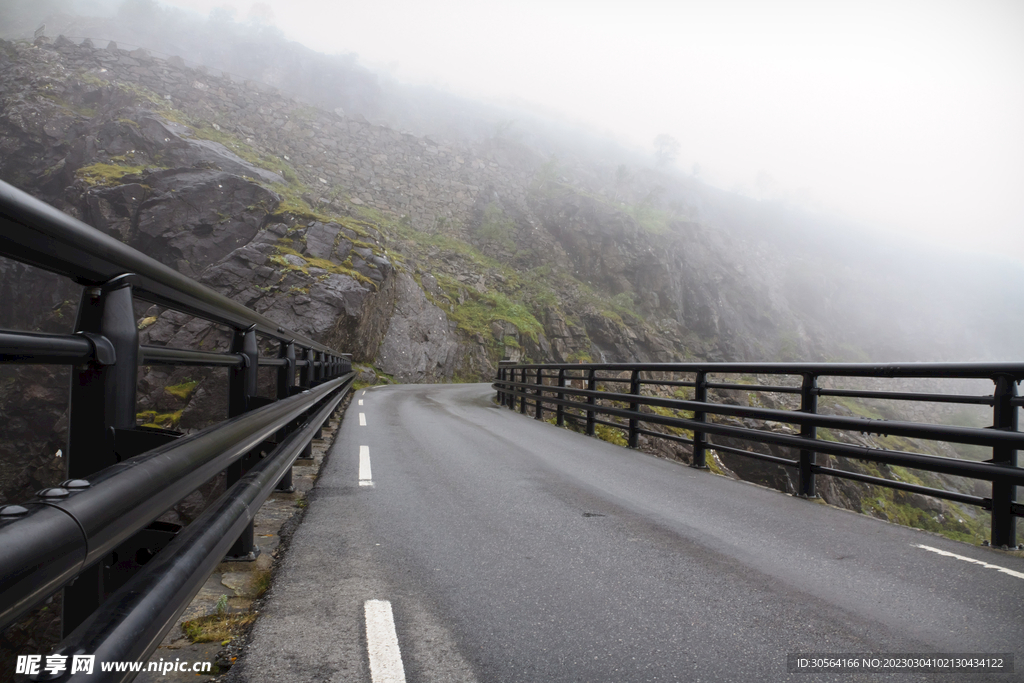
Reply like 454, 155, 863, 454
134, 391, 355, 683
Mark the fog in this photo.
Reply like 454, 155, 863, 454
148, 0, 1024, 261
6, 0, 1022, 260
2, 0, 1022, 361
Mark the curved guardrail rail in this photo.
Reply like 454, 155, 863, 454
0, 179, 354, 680
495, 361, 1023, 548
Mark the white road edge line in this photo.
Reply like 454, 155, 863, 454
915, 544, 1024, 580
364, 599, 406, 683
359, 445, 373, 486
359, 413, 367, 426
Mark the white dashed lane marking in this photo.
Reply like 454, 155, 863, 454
359, 445, 373, 486
915, 544, 1024, 580
365, 599, 406, 683
359, 413, 366, 426
359, 399, 364, 405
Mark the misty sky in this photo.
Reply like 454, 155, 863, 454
157, 0, 1024, 259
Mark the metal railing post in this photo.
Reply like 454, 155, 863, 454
556, 368, 566, 426
275, 341, 297, 492
535, 367, 544, 420
299, 347, 313, 389
520, 368, 528, 415
628, 369, 641, 448
62, 275, 139, 637
691, 371, 708, 469
798, 373, 819, 498
990, 375, 1019, 547
586, 368, 597, 436
297, 347, 315, 461
497, 365, 505, 406
226, 324, 259, 559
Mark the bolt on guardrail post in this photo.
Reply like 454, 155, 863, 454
691, 371, 708, 469
275, 341, 297, 493
990, 375, 1019, 548
628, 369, 641, 448
586, 368, 597, 436
798, 373, 819, 498
556, 368, 566, 426
226, 324, 259, 560
535, 367, 544, 420
63, 276, 139, 637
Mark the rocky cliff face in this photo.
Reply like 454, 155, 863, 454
0, 35, 1007, 547
0, 35, 802, 386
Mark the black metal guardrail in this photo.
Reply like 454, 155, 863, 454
0, 179, 354, 679
494, 361, 1023, 548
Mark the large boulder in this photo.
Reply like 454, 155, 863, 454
376, 273, 461, 383
131, 169, 280, 277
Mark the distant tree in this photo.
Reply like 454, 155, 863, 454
653, 134, 680, 167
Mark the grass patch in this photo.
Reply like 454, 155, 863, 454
594, 424, 628, 447
164, 379, 200, 401
252, 569, 272, 598
271, 245, 376, 288
181, 611, 256, 644
136, 410, 183, 429
566, 349, 593, 363
435, 276, 543, 344
861, 490, 987, 544
75, 162, 149, 187
475, 202, 516, 252
647, 404, 695, 439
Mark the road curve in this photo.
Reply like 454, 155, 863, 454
235, 383, 1024, 682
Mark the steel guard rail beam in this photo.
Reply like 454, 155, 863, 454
494, 361, 1023, 548
48, 384, 352, 683
0, 178, 355, 672
0, 180, 334, 353
495, 381, 1024, 484
0, 374, 351, 632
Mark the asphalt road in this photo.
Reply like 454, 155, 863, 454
235, 383, 1024, 682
